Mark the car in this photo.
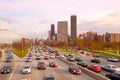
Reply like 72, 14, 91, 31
92, 54, 100, 57
49, 62, 58, 67
107, 57, 119, 62
101, 64, 120, 72
22, 65, 31, 74
68, 65, 81, 75
77, 61, 88, 67
44, 56, 49, 60
59, 54, 65, 58
87, 64, 101, 73
75, 57, 83, 61
0, 66, 12, 74
20, 78, 31, 80
25, 57, 32, 62
6, 57, 12, 62
90, 58, 101, 63
38, 62, 46, 69
66, 57, 75, 62
106, 72, 120, 80
36, 55, 41, 60
64, 53, 70, 57
43, 75, 55, 80
49, 55, 55, 59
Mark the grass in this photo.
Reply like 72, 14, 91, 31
58, 48, 77, 54
11, 46, 30, 58
0, 50, 2, 58
94, 50, 120, 59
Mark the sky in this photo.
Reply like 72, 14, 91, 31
0, 0, 120, 43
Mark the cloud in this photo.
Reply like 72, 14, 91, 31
78, 12, 120, 34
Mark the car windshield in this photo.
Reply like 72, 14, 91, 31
24, 66, 30, 69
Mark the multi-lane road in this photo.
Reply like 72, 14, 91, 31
0, 48, 95, 80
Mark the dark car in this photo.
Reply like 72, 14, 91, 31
43, 75, 55, 80
68, 65, 81, 75
1, 66, 12, 74
75, 57, 83, 61
90, 58, 101, 63
38, 62, 46, 70
6, 58, 12, 62
106, 72, 120, 80
49, 62, 58, 67
87, 64, 101, 73
36, 55, 41, 60
77, 61, 88, 67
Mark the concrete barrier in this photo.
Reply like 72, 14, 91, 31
56, 56, 110, 80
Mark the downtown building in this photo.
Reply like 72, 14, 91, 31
57, 21, 68, 42
71, 14, 77, 41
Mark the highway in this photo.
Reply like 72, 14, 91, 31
0, 48, 95, 80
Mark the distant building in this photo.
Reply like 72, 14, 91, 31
85, 31, 98, 41
110, 33, 120, 42
48, 31, 51, 41
71, 14, 77, 41
50, 24, 55, 40
57, 21, 68, 42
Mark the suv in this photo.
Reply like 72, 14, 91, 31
38, 62, 46, 70
43, 75, 55, 80
1, 66, 12, 74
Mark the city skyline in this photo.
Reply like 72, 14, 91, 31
0, 0, 120, 43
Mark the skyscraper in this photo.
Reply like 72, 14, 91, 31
71, 15, 77, 41
50, 24, 55, 40
57, 21, 68, 42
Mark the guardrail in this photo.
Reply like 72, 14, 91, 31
56, 56, 110, 80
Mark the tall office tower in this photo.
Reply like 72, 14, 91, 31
57, 21, 68, 42
50, 24, 55, 40
48, 30, 51, 41
71, 15, 77, 41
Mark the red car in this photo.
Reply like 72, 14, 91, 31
44, 56, 49, 60
87, 64, 101, 73
38, 62, 46, 70
49, 62, 58, 67
68, 65, 81, 75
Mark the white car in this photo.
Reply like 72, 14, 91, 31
22, 65, 31, 74
60, 54, 65, 58
49, 55, 55, 58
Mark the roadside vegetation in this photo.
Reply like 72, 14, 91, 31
0, 50, 2, 58
11, 38, 31, 58
58, 48, 77, 54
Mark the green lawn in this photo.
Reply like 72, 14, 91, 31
58, 48, 77, 54
11, 47, 30, 58
94, 50, 120, 59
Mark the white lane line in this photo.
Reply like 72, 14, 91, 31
8, 58, 16, 80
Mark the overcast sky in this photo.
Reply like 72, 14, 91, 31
0, 0, 120, 43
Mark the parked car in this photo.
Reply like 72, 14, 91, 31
87, 64, 101, 73
0, 66, 12, 74
43, 75, 55, 80
68, 65, 81, 75
49, 62, 58, 67
90, 58, 101, 63
44, 56, 49, 60
107, 57, 119, 62
22, 65, 31, 74
101, 64, 120, 72
77, 61, 88, 67
38, 62, 46, 69
106, 72, 120, 80
75, 57, 83, 61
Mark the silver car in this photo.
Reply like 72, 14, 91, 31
101, 64, 120, 72
22, 65, 31, 74
107, 57, 119, 62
